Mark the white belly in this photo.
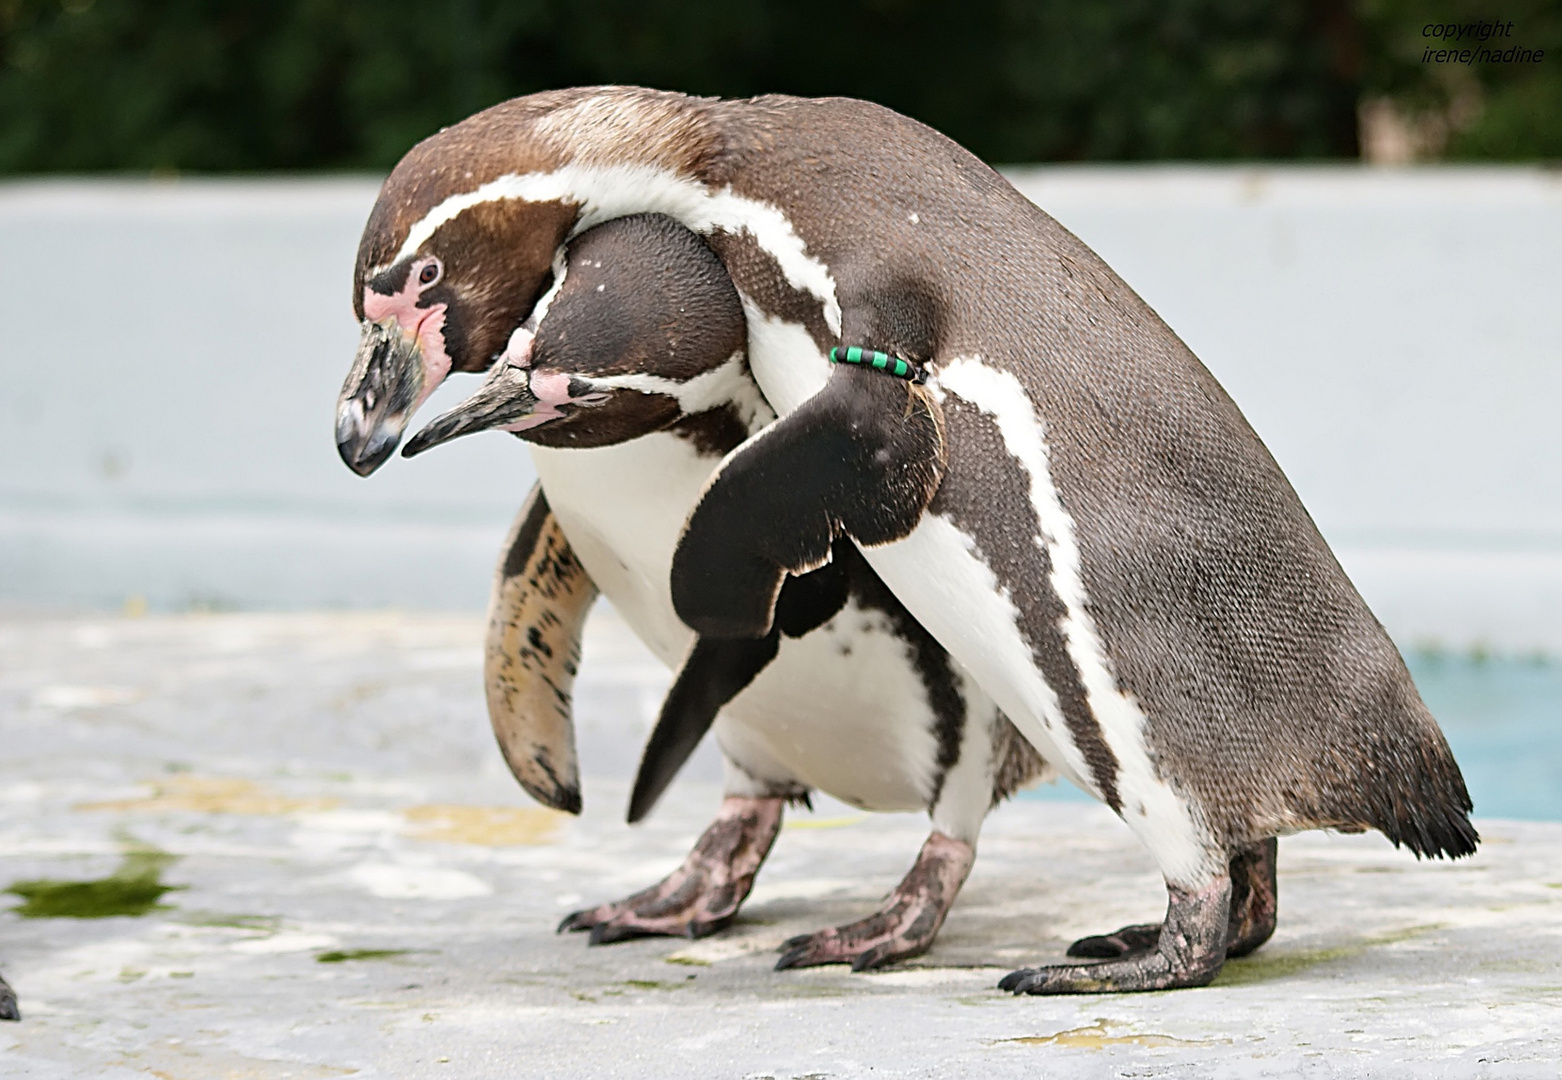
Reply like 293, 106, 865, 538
530, 431, 937, 812
715, 600, 938, 812
531, 435, 701, 667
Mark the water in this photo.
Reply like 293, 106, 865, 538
1022, 653, 1562, 822
1410, 653, 1562, 822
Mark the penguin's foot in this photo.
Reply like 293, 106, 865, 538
1223, 837, 1278, 957
1064, 923, 1161, 960
558, 795, 783, 944
775, 831, 974, 973
1000, 874, 1231, 994
0, 975, 17, 1022
1065, 837, 1278, 961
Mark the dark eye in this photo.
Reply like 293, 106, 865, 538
418, 260, 441, 287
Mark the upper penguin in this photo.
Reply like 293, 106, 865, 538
335, 87, 1476, 994
404, 212, 1050, 971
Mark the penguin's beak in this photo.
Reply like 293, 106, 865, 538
401, 363, 538, 459
335, 319, 427, 476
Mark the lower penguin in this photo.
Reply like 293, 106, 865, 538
404, 212, 1049, 971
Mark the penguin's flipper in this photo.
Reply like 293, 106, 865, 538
629, 633, 780, 824
672, 365, 944, 639
486, 483, 598, 815
629, 548, 853, 823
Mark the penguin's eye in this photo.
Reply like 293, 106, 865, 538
417, 260, 442, 288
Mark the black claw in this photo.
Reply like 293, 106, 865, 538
0, 990, 17, 1022
997, 968, 1034, 993
850, 945, 892, 973
588, 921, 650, 946
779, 933, 814, 952
774, 946, 810, 971
1066, 935, 1124, 959
557, 910, 596, 934
687, 915, 733, 941
1067, 923, 1161, 959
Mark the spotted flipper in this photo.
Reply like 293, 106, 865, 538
486, 484, 598, 814
671, 365, 945, 640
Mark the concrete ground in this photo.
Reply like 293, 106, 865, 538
0, 610, 1559, 1079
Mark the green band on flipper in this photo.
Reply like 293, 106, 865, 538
828, 347, 926, 384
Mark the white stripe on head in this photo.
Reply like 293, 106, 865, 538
391, 164, 842, 336
581, 352, 775, 434
524, 246, 570, 331
932, 355, 1218, 888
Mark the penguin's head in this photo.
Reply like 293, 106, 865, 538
334, 88, 720, 475
334, 183, 575, 475
402, 213, 761, 458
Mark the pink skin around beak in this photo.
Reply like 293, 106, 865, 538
362, 256, 452, 414
504, 369, 609, 431
491, 325, 608, 432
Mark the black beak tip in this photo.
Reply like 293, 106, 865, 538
337, 436, 397, 477
400, 430, 435, 459
402, 415, 470, 459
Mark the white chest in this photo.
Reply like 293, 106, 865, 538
739, 299, 832, 416
529, 425, 942, 813
528, 433, 707, 667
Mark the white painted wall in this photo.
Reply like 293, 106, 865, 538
2, 169, 1559, 649
1008, 167, 1562, 651
0, 179, 533, 612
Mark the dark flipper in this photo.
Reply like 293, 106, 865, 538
628, 543, 854, 824
560, 796, 784, 942
628, 634, 780, 824
1066, 837, 1278, 962
671, 365, 945, 640
485, 484, 597, 815
1001, 874, 1233, 994
0, 973, 17, 1021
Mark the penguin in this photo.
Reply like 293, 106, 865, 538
335, 87, 1477, 994
403, 212, 1049, 969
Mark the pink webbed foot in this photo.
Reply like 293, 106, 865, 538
559, 795, 783, 944
775, 831, 975, 973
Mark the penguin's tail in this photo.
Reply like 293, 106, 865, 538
1365, 733, 1479, 860
1330, 685, 1479, 860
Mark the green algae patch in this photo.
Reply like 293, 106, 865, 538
6, 847, 182, 919
317, 949, 418, 963
623, 978, 685, 991
1213, 923, 1444, 987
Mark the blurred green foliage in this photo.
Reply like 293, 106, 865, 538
0, 0, 1554, 173
1361, 0, 1562, 159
